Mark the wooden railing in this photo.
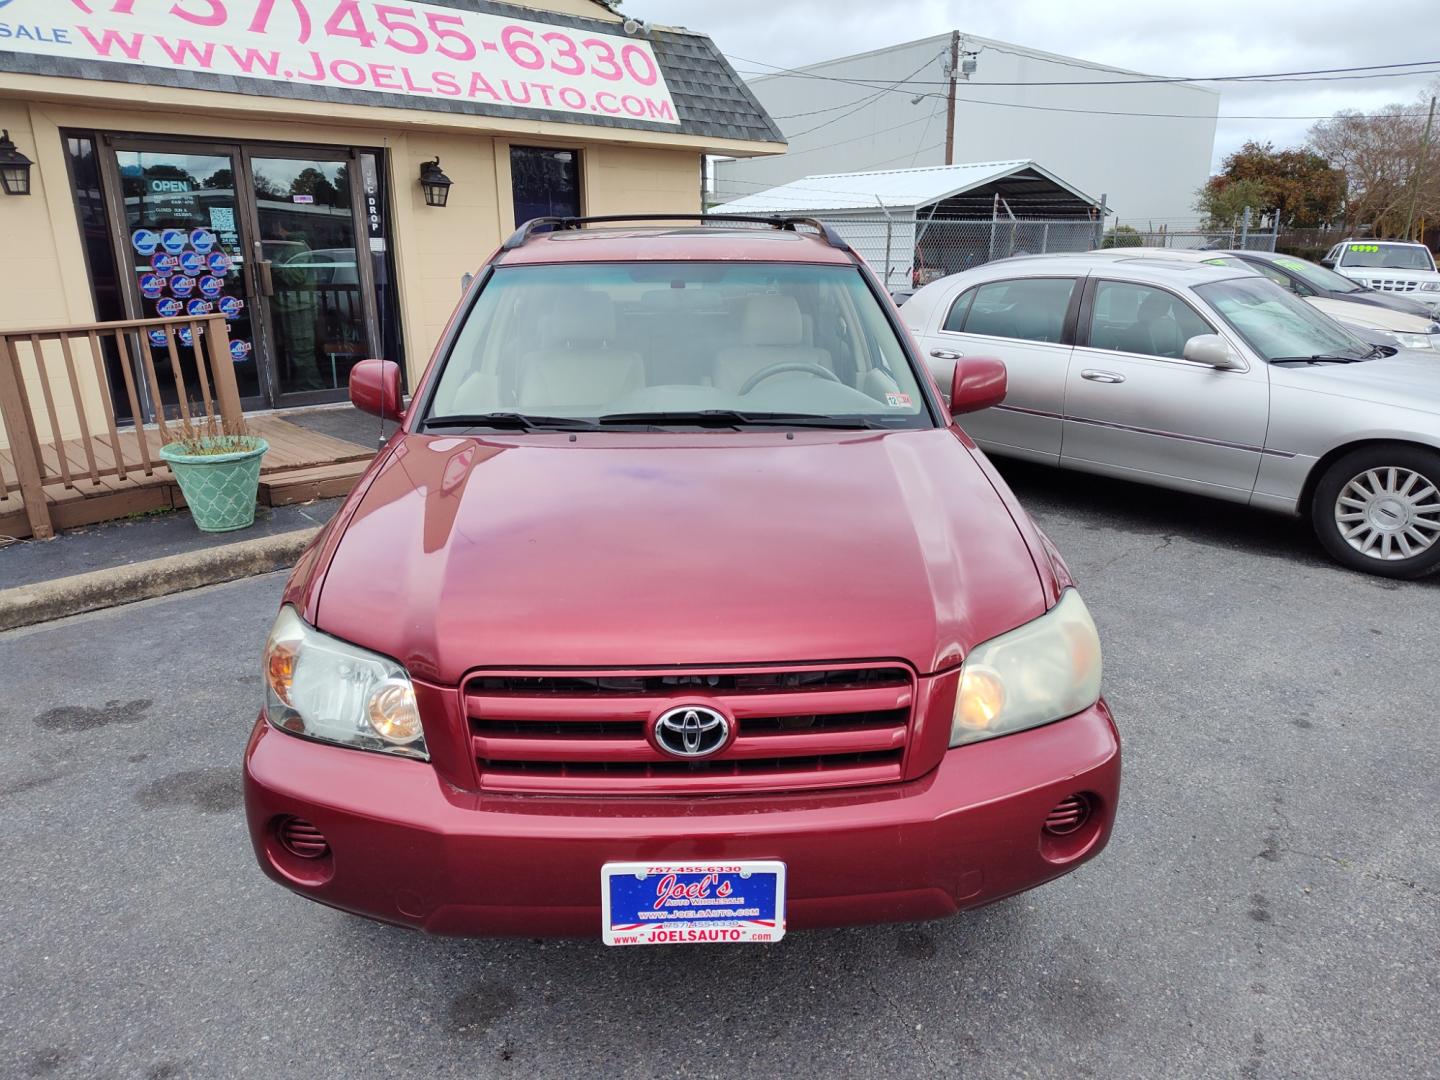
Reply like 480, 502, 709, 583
0, 314, 240, 540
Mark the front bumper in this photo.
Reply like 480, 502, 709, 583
243, 701, 1121, 937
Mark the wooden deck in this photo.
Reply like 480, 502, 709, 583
0, 414, 375, 541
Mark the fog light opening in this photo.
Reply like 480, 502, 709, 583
277, 816, 330, 859
1043, 793, 1091, 837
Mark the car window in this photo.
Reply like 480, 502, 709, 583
942, 286, 976, 332
1245, 260, 1300, 292
955, 278, 1075, 343
426, 261, 933, 427
1273, 257, 1360, 294
1195, 277, 1373, 362
1087, 281, 1215, 360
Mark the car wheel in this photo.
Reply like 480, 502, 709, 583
1311, 444, 1440, 578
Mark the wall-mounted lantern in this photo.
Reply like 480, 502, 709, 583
419, 157, 453, 208
0, 131, 34, 197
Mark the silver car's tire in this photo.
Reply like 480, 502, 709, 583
1311, 444, 1440, 579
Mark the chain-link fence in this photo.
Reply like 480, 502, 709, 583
1102, 219, 1280, 253
779, 213, 1102, 292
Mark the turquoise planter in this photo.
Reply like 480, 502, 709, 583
160, 438, 268, 533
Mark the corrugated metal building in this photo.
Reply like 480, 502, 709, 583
714, 33, 1218, 223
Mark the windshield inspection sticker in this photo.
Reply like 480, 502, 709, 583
602, 861, 786, 946
885, 392, 913, 407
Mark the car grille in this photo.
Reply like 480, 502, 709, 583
466, 665, 915, 795
1368, 279, 1419, 292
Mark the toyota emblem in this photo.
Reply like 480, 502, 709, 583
653, 706, 730, 759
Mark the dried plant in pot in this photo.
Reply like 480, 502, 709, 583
159, 413, 269, 533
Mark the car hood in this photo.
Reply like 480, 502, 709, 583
1270, 350, 1440, 408
1341, 267, 1440, 284
315, 429, 1046, 684
1305, 296, 1431, 332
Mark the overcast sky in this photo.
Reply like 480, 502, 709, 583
633, 0, 1439, 172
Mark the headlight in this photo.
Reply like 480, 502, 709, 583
1419, 282, 1440, 291
1391, 332, 1436, 350
951, 590, 1102, 747
263, 606, 428, 759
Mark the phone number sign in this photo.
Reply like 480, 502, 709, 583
2, 0, 679, 125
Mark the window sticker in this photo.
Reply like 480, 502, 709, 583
208, 252, 233, 275
132, 229, 160, 257
885, 392, 913, 408
147, 329, 169, 348
230, 339, 253, 363
156, 298, 183, 318
169, 276, 196, 298
186, 299, 214, 317
190, 229, 217, 255
177, 327, 198, 348
1349, 244, 1380, 252
179, 251, 206, 276
198, 276, 225, 299
160, 229, 188, 255
218, 296, 244, 320
152, 253, 180, 276
139, 274, 165, 299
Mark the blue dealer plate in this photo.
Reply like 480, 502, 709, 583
601, 861, 786, 946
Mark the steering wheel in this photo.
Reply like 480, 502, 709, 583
738, 362, 842, 396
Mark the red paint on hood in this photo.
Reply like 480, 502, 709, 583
314, 428, 1045, 684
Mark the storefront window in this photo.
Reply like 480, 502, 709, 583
511, 146, 581, 229
116, 148, 260, 411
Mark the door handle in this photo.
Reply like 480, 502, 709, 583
930, 349, 964, 360
1081, 369, 1126, 384
257, 259, 275, 298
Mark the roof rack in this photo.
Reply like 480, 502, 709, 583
500, 214, 852, 253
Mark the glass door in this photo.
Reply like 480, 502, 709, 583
108, 142, 264, 414
246, 151, 379, 406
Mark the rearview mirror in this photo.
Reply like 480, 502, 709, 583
1183, 334, 1242, 370
949, 356, 1008, 415
349, 358, 404, 420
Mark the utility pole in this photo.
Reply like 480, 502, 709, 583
1403, 96, 1435, 242
944, 30, 959, 166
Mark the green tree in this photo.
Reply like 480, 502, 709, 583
1194, 176, 1272, 229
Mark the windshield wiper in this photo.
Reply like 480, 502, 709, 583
424, 412, 601, 431
595, 409, 886, 430
1270, 354, 1367, 365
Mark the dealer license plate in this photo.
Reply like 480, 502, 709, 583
601, 861, 786, 946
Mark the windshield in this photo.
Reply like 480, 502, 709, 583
1338, 243, 1437, 271
1269, 256, 1362, 293
1194, 276, 1374, 362
425, 262, 932, 428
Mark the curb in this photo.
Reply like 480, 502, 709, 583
0, 527, 320, 632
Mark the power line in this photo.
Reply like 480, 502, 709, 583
728, 52, 1440, 88
784, 53, 944, 138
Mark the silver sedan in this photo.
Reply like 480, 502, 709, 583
901, 254, 1440, 579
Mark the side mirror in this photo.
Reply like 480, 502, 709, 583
1183, 334, 1243, 370
350, 358, 404, 420
949, 356, 1008, 415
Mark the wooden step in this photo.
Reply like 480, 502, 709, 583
260, 459, 370, 506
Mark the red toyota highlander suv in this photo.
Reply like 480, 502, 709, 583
245, 215, 1120, 945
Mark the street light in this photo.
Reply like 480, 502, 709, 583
419, 157, 452, 208
0, 131, 34, 197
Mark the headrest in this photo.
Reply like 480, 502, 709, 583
1138, 292, 1175, 321
548, 292, 616, 344
740, 294, 803, 347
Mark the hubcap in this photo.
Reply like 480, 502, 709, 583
1334, 466, 1440, 561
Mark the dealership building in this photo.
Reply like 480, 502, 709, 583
0, 0, 781, 427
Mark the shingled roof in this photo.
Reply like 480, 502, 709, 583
0, 0, 784, 146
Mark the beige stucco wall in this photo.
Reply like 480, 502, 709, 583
0, 93, 704, 449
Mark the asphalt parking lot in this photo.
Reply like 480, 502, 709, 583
2, 459, 1436, 1080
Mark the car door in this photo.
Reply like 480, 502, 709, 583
916, 275, 1080, 463
1061, 277, 1270, 500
